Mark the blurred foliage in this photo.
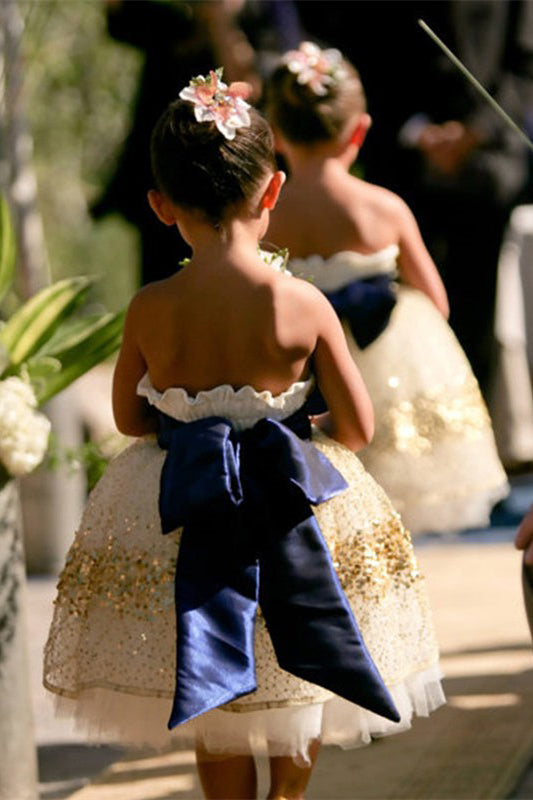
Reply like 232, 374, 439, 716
18, 0, 144, 309
47, 431, 127, 492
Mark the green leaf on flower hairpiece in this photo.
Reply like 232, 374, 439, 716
258, 246, 290, 273
191, 67, 224, 88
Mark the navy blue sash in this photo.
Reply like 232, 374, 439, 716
325, 274, 397, 349
157, 404, 400, 729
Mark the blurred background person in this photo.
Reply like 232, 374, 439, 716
295, 0, 533, 397
92, 0, 302, 286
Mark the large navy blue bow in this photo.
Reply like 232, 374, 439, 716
158, 406, 400, 729
326, 274, 397, 349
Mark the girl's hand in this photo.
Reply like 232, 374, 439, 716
516, 506, 533, 566
419, 121, 481, 176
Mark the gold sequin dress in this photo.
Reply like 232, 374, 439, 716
43, 374, 444, 763
291, 246, 509, 535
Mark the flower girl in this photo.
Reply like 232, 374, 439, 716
44, 69, 443, 799
267, 43, 508, 535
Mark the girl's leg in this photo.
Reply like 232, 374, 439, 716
196, 743, 258, 800
267, 739, 321, 800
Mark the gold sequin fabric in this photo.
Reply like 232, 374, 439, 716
44, 384, 442, 755
291, 251, 509, 533
43, 380, 441, 745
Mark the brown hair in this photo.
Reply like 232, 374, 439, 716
150, 99, 276, 224
266, 51, 366, 144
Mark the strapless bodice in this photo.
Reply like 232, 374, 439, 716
290, 245, 399, 292
137, 373, 313, 431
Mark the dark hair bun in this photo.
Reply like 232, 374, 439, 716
151, 99, 275, 224
266, 54, 366, 144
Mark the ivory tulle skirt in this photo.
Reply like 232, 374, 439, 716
44, 379, 444, 764
351, 287, 508, 534
290, 247, 509, 535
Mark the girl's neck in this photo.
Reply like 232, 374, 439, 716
284, 143, 357, 182
185, 216, 264, 271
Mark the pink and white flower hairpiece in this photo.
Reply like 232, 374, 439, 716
282, 41, 347, 96
179, 68, 252, 141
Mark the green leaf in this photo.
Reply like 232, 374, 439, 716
25, 355, 62, 379
36, 311, 124, 363
23, 356, 62, 402
0, 342, 10, 378
0, 277, 92, 367
34, 310, 125, 405
0, 195, 16, 305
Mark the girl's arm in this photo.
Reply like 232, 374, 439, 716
311, 289, 374, 451
516, 505, 533, 566
112, 294, 158, 437
395, 196, 450, 318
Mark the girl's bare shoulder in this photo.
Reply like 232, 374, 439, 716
123, 276, 184, 336
348, 178, 413, 243
353, 177, 408, 217
364, 182, 416, 233
128, 273, 181, 307
274, 270, 335, 319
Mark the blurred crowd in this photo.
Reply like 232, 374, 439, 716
93, 0, 533, 397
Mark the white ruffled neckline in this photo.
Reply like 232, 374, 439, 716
137, 373, 313, 429
291, 244, 399, 267
290, 245, 399, 291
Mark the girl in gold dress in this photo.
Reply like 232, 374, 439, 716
44, 70, 443, 799
266, 42, 508, 535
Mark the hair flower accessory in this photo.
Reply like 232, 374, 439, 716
179, 68, 252, 140
282, 41, 347, 96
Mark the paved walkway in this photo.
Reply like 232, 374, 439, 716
31, 478, 533, 800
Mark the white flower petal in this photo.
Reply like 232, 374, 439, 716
301, 42, 321, 58
194, 105, 216, 123
0, 377, 50, 477
216, 119, 237, 139
323, 48, 343, 66
179, 86, 198, 102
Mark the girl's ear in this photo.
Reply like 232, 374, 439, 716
261, 171, 286, 211
349, 113, 372, 149
147, 189, 177, 226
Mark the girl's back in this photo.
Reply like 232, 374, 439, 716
265, 46, 448, 316
269, 164, 403, 260
112, 90, 374, 450
129, 255, 321, 396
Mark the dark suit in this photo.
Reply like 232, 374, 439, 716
91, 1, 206, 283
93, 0, 302, 285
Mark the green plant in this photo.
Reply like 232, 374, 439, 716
0, 195, 125, 486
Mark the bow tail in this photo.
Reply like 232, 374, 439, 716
168, 523, 259, 728
259, 515, 400, 723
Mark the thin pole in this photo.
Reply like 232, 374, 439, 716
418, 18, 533, 154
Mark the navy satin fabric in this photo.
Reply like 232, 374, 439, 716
157, 405, 400, 729
325, 274, 397, 349
306, 275, 398, 415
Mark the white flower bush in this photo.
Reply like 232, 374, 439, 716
0, 196, 124, 487
0, 376, 51, 477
